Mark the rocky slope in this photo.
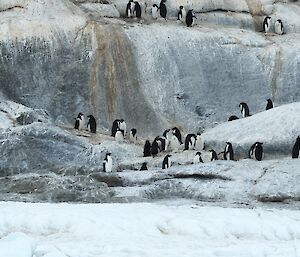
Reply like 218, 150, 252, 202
0, 0, 300, 205
0, 0, 300, 135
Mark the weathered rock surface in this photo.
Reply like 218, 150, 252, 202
0, 0, 300, 136
0, 0, 300, 205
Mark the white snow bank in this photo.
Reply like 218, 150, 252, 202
0, 202, 300, 257
202, 102, 300, 158
0, 232, 35, 257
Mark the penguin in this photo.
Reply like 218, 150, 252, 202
119, 119, 127, 136
275, 19, 284, 35
111, 119, 120, 137
292, 136, 300, 159
134, 1, 141, 18
162, 155, 172, 169
228, 115, 239, 121
263, 16, 271, 34
239, 102, 251, 118
129, 128, 137, 143
140, 162, 148, 171
249, 142, 264, 161
143, 140, 152, 157
184, 134, 197, 150
159, 0, 167, 20
151, 140, 159, 157
115, 129, 124, 142
156, 137, 167, 151
266, 99, 273, 110
224, 142, 234, 160
126, 0, 134, 17
163, 129, 171, 138
209, 150, 218, 161
193, 152, 204, 164
177, 6, 186, 23
186, 9, 197, 27
74, 113, 85, 130
103, 153, 113, 172
172, 127, 183, 144
195, 133, 204, 151
152, 4, 159, 19
169, 134, 181, 150
87, 115, 96, 133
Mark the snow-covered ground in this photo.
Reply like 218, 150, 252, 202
0, 202, 300, 257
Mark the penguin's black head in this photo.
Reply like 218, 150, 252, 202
277, 19, 282, 23
179, 5, 183, 9
153, 4, 158, 7
167, 154, 172, 157
120, 119, 124, 122
256, 142, 263, 146
267, 98, 272, 102
196, 152, 201, 156
106, 152, 111, 156
226, 142, 231, 145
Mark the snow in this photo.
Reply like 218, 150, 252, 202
0, 202, 300, 257
202, 102, 300, 158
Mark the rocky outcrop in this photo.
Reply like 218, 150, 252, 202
0, 0, 300, 136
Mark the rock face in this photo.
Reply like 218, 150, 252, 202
0, 0, 300, 136
0, 0, 300, 204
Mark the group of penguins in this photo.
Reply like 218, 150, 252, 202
263, 16, 284, 35
125, 0, 287, 32
74, 98, 300, 173
126, 0, 197, 27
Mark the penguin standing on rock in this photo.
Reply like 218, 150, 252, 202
209, 150, 218, 161
129, 128, 137, 143
184, 134, 196, 150
193, 152, 204, 164
119, 119, 127, 136
151, 140, 159, 157
140, 162, 148, 171
75, 113, 85, 130
263, 16, 271, 34
275, 19, 284, 35
266, 99, 273, 110
159, 0, 167, 20
87, 115, 96, 133
186, 9, 197, 27
156, 137, 167, 152
111, 119, 120, 137
134, 1, 141, 18
239, 102, 251, 118
115, 129, 124, 142
103, 153, 112, 173
126, 0, 134, 17
249, 142, 264, 161
162, 155, 172, 169
172, 127, 183, 144
143, 140, 152, 157
224, 142, 234, 160
292, 136, 300, 158
195, 133, 204, 150
152, 4, 159, 19
177, 6, 186, 23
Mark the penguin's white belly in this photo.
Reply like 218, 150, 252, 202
115, 131, 124, 142
275, 23, 282, 34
